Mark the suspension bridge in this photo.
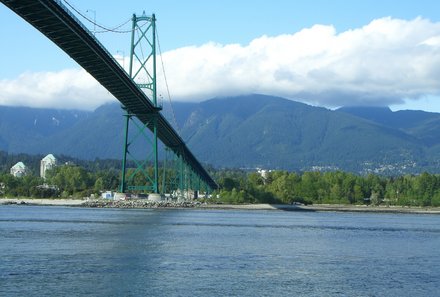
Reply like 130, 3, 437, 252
0, 0, 218, 198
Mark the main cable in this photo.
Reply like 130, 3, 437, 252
156, 27, 180, 133
62, 0, 132, 33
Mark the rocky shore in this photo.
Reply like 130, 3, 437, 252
0, 198, 201, 209
82, 199, 202, 209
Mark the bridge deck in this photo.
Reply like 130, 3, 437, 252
1, 0, 217, 189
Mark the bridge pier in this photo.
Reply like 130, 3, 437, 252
148, 193, 163, 202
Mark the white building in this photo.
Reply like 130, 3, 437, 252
257, 168, 271, 179
101, 191, 114, 199
10, 162, 29, 177
40, 154, 57, 179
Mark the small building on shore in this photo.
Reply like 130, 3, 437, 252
10, 162, 29, 177
40, 154, 57, 179
101, 191, 114, 199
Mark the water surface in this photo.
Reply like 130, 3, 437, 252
1, 205, 439, 296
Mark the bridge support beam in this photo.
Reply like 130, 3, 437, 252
118, 12, 217, 198
120, 12, 160, 194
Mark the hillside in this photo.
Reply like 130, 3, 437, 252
178, 95, 426, 173
338, 106, 440, 147
0, 106, 89, 153
0, 94, 439, 173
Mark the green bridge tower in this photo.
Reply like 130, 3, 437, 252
119, 12, 215, 199
120, 12, 160, 194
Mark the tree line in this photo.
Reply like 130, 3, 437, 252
213, 170, 440, 207
0, 165, 120, 198
1, 152, 440, 207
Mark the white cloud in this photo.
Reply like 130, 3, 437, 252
2, 17, 440, 110
0, 69, 115, 110
158, 16, 440, 107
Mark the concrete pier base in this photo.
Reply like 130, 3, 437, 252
114, 193, 127, 200
148, 193, 162, 202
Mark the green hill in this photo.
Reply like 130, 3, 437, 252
0, 94, 439, 173
179, 95, 425, 172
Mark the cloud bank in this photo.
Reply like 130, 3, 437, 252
0, 69, 112, 110
2, 17, 440, 110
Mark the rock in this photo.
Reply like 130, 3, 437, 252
81, 198, 201, 209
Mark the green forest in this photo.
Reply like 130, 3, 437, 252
215, 170, 440, 207
1, 151, 440, 207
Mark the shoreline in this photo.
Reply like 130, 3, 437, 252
1, 198, 440, 214
200, 203, 440, 214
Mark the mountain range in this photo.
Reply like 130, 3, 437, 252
1, 94, 439, 174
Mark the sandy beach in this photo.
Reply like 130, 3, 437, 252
1, 198, 440, 214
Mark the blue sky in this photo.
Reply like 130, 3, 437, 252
1, 0, 440, 111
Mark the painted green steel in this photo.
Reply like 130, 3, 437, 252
120, 12, 159, 193
119, 110, 130, 193
0, 0, 218, 190
152, 14, 157, 107
151, 14, 159, 194
121, 115, 157, 193
161, 148, 168, 194
161, 148, 184, 196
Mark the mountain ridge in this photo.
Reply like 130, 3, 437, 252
1, 94, 439, 174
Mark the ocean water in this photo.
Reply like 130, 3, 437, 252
0, 205, 439, 296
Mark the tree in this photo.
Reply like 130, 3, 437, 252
46, 165, 92, 196
219, 177, 239, 191
94, 177, 104, 193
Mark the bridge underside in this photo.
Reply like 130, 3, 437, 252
1, 0, 217, 190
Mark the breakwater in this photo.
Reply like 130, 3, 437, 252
82, 199, 201, 209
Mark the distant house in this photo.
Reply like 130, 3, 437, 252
10, 162, 29, 177
257, 168, 271, 179
40, 154, 57, 179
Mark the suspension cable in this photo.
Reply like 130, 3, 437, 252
62, 0, 133, 33
156, 27, 180, 133
62, 0, 178, 129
